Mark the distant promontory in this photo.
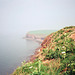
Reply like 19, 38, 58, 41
24, 30, 56, 43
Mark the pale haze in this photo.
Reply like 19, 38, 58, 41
0, 0, 75, 36
0, 0, 75, 75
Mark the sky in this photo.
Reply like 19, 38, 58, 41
0, 0, 75, 36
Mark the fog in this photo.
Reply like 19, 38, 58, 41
0, 0, 75, 36
0, 1, 75, 75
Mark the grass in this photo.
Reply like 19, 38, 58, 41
28, 30, 56, 35
12, 26, 75, 75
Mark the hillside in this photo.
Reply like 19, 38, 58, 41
25, 30, 56, 43
28, 30, 56, 35
12, 26, 75, 75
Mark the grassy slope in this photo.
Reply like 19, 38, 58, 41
12, 26, 75, 75
28, 30, 56, 35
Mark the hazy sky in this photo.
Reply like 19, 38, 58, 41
0, 0, 75, 35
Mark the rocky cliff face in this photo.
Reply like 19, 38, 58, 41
25, 30, 56, 43
25, 33, 47, 43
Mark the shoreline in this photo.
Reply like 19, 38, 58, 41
11, 39, 42, 75
24, 37, 43, 43
26, 46, 41, 63
11, 33, 47, 74
11, 26, 75, 75
25, 38, 43, 63
23, 36, 44, 63
24, 36, 44, 62
22, 33, 46, 63
23, 33, 47, 43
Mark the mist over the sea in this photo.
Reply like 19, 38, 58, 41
0, 0, 75, 75
0, 33, 40, 75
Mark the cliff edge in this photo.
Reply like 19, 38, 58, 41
12, 26, 75, 75
25, 30, 56, 43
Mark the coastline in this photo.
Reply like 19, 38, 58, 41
11, 39, 42, 75
24, 37, 43, 43
26, 46, 41, 63
11, 26, 75, 75
25, 38, 43, 62
23, 33, 48, 63
23, 32, 47, 43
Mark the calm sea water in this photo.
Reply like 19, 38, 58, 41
0, 34, 40, 75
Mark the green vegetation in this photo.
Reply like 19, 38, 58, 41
28, 30, 56, 35
12, 26, 75, 75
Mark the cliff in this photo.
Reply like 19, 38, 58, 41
25, 30, 56, 43
25, 33, 46, 43
12, 26, 75, 75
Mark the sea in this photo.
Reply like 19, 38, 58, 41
0, 33, 40, 75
